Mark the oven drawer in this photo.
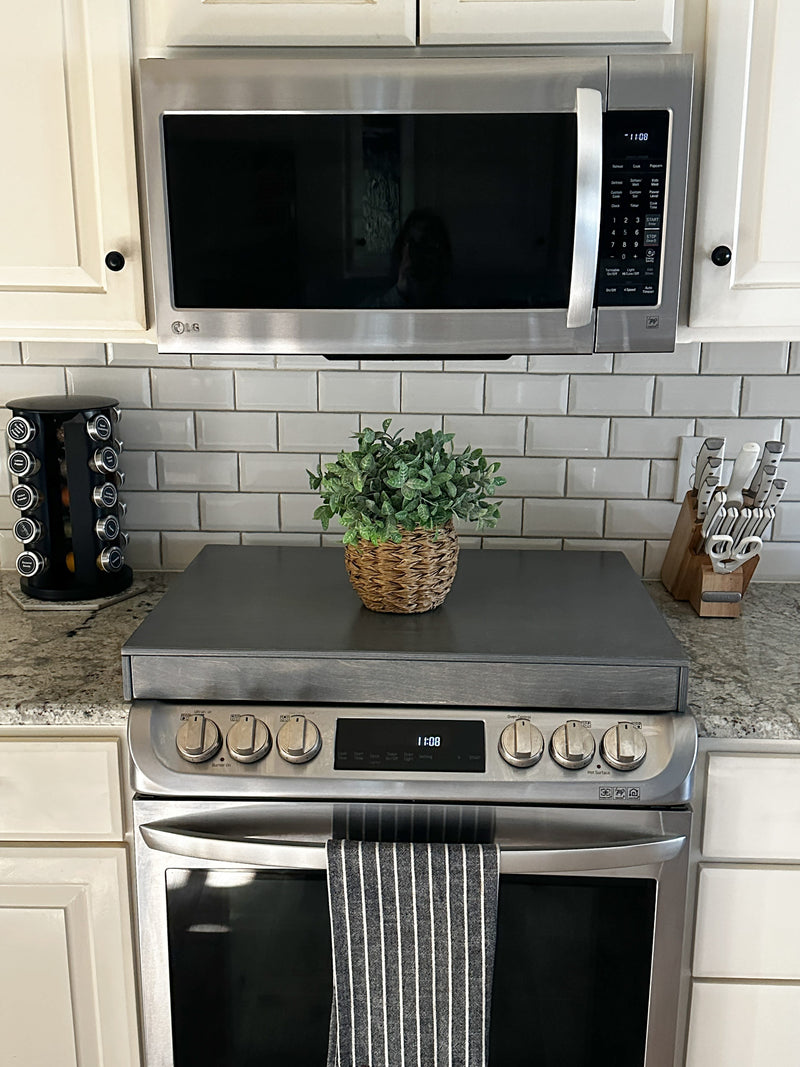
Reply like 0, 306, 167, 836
0, 739, 123, 841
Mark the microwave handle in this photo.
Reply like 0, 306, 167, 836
566, 87, 604, 329
139, 822, 684, 873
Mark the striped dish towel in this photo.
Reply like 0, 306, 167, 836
326, 839, 500, 1067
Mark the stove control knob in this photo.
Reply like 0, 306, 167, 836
227, 715, 272, 764
277, 715, 321, 765
176, 714, 221, 763
550, 721, 595, 770
601, 722, 647, 772
499, 719, 544, 768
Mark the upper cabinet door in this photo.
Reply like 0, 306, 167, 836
420, 0, 674, 45
138, 0, 416, 47
690, 0, 800, 331
0, 0, 146, 339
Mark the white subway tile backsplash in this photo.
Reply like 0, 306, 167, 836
0, 366, 66, 406
67, 367, 151, 408
527, 417, 609, 457
118, 451, 158, 491
569, 375, 654, 416
279, 413, 359, 452
609, 418, 694, 459
654, 376, 741, 417
523, 499, 604, 538
773, 503, 800, 540
564, 539, 645, 575
123, 410, 195, 451
158, 452, 239, 492
741, 377, 800, 417
650, 460, 678, 500
321, 372, 400, 413
487, 457, 565, 498
403, 373, 483, 414
125, 532, 161, 569
2, 339, 800, 580
485, 374, 567, 415
605, 500, 681, 539
444, 415, 525, 455
152, 368, 233, 410
702, 341, 789, 374
695, 418, 783, 454
110, 343, 189, 367
567, 460, 649, 499
280, 493, 343, 533
24, 342, 105, 366
235, 370, 317, 411
200, 493, 279, 532
528, 353, 613, 373
241, 453, 316, 493
0, 342, 21, 364
126, 492, 199, 531
614, 343, 700, 375
196, 411, 277, 452
455, 498, 522, 537
161, 532, 240, 570
644, 542, 670, 580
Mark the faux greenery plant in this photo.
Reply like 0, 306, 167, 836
308, 420, 506, 546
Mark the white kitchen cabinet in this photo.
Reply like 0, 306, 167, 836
0, 0, 146, 340
689, 0, 800, 333
136, 0, 673, 48
685, 742, 800, 1067
0, 730, 141, 1067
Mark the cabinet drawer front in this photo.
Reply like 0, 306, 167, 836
0, 740, 123, 841
703, 754, 800, 860
687, 982, 800, 1067
694, 866, 800, 979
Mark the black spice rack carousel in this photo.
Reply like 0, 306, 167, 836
6, 394, 132, 601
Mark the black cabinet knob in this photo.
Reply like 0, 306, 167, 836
105, 251, 126, 272
711, 245, 732, 267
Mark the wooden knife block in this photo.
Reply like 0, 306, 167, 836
661, 491, 758, 617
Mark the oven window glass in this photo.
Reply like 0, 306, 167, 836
162, 114, 577, 311
166, 869, 654, 1067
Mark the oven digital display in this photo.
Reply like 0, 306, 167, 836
334, 719, 485, 773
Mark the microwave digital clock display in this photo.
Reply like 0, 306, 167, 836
335, 719, 485, 773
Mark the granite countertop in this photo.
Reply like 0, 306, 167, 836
1, 570, 798, 738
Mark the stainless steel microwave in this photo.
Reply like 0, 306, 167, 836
140, 52, 692, 357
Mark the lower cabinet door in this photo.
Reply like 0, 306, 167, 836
686, 982, 800, 1066
0, 848, 140, 1067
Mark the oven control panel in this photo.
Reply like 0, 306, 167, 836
130, 702, 697, 807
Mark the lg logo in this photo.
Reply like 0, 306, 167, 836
171, 321, 201, 335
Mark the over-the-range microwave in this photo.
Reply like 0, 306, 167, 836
140, 52, 692, 357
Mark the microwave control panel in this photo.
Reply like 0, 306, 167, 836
596, 110, 670, 307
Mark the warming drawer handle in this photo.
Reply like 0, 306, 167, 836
139, 824, 684, 873
566, 87, 604, 330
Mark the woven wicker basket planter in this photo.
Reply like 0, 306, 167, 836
344, 523, 459, 614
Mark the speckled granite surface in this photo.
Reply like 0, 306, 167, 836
1, 569, 798, 737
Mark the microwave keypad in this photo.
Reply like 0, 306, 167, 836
597, 111, 670, 307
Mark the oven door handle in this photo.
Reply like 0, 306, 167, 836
139, 823, 685, 873
566, 86, 604, 329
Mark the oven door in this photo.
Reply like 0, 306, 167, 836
134, 800, 690, 1067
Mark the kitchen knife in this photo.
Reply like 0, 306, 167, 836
755, 506, 775, 539
725, 442, 761, 506
728, 507, 752, 552
694, 437, 725, 490
752, 464, 777, 507
764, 478, 787, 509
747, 440, 785, 496
696, 474, 720, 520
701, 494, 727, 539
717, 505, 739, 538
740, 506, 762, 541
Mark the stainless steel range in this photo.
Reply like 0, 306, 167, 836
124, 546, 696, 1067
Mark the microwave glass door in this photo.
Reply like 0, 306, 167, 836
164, 867, 654, 1067
162, 114, 577, 312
